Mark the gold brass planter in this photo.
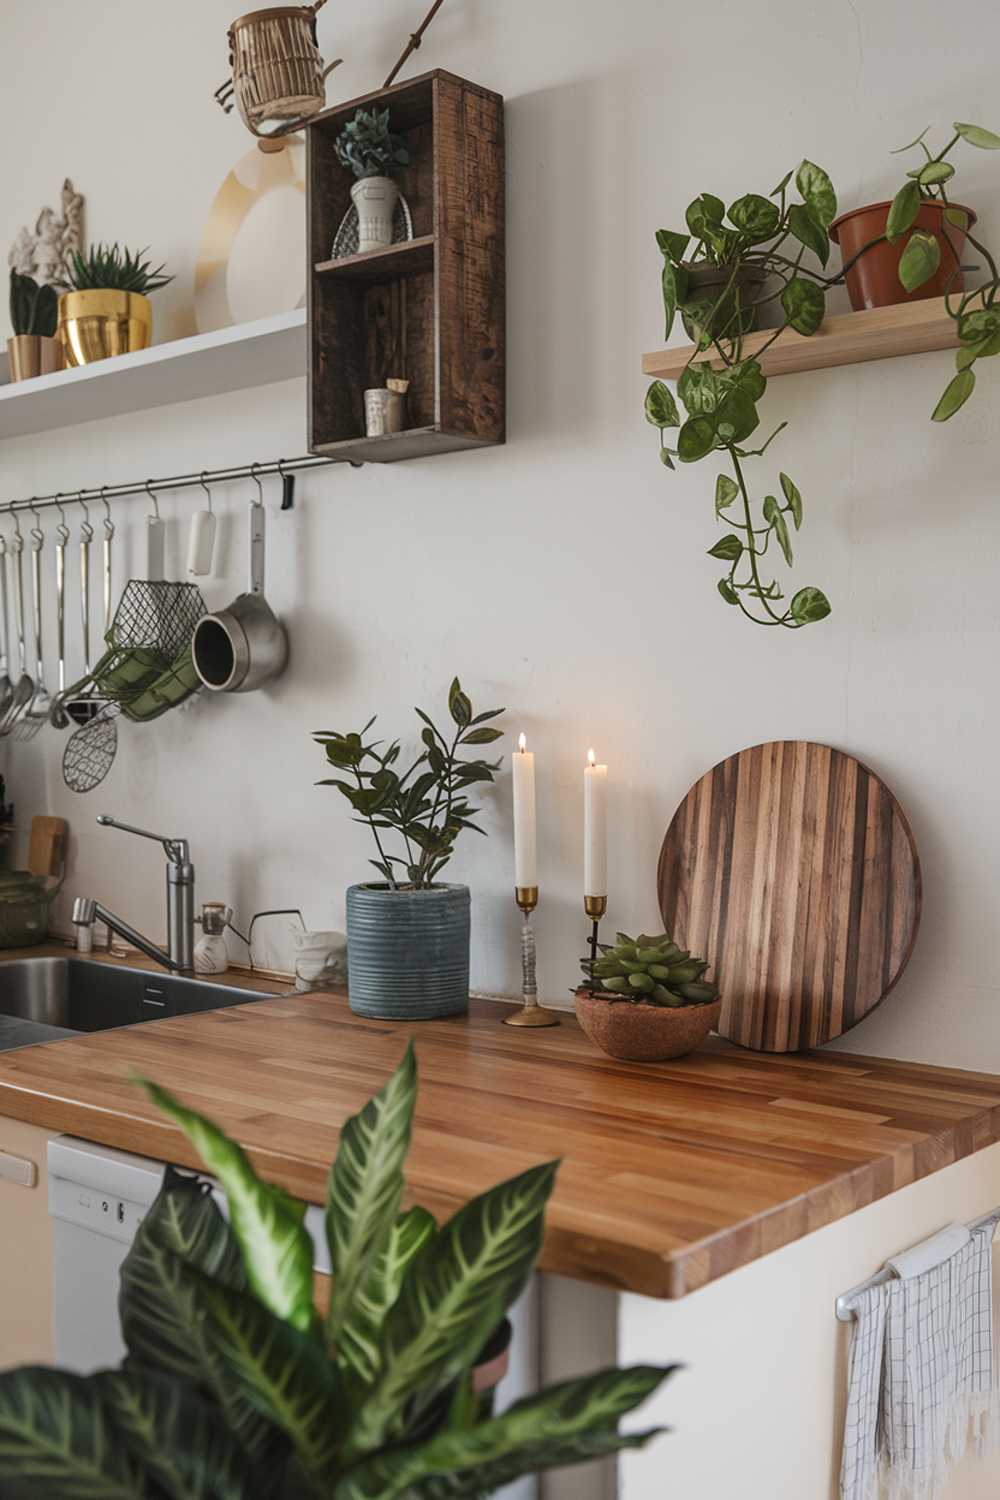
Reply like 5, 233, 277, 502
58, 290, 153, 367
6, 335, 64, 382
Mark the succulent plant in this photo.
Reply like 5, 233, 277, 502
9, 270, 58, 337
581, 931, 720, 1008
334, 106, 410, 180
61, 242, 173, 295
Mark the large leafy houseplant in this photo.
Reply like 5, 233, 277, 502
0, 1050, 673, 1496
646, 124, 1000, 630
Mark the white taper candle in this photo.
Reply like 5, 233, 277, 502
512, 733, 537, 888
584, 748, 608, 897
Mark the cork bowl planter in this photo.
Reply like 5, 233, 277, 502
574, 989, 722, 1063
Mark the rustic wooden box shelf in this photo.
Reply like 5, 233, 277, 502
642, 296, 962, 383
307, 71, 505, 463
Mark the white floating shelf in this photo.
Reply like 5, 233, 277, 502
0, 308, 306, 441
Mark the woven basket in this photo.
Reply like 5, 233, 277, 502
224, 3, 339, 136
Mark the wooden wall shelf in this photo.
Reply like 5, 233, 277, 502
307, 71, 505, 464
642, 297, 961, 382
314, 235, 436, 283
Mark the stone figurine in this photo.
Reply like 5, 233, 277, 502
7, 179, 85, 286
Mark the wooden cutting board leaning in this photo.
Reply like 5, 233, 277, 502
657, 740, 921, 1052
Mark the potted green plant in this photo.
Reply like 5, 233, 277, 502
57, 241, 173, 366
647, 161, 838, 630
576, 930, 721, 1061
316, 678, 503, 1020
646, 131, 1000, 633
0, 1053, 675, 1492
7, 270, 62, 382
334, 105, 410, 254
830, 123, 999, 313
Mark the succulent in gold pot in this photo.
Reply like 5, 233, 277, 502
575, 931, 721, 1062
7, 270, 63, 382
57, 242, 173, 366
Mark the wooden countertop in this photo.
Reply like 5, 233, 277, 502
1, 952, 999, 1299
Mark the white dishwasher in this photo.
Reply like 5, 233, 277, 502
47, 1135, 538, 1500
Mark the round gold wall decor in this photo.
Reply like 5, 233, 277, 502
194, 140, 306, 333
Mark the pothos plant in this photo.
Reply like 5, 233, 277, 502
0, 1051, 674, 1495
645, 124, 1000, 629
646, 160, 840, 629
885, 121, 1000, 420
316, 679, 504, 889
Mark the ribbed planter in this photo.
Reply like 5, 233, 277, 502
346, 883, 470, 1020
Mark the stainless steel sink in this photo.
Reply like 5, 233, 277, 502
0, 956, 270, 1051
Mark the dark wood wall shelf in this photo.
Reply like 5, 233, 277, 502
314, 235, 436, 283
307, 71, 505, 463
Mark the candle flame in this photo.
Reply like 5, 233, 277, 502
587, 748, 596, 766
518, 732, 527, 753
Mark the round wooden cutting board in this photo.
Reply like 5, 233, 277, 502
657, 741, 921, 1053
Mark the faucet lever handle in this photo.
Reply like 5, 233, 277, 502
97, 814, 190, 866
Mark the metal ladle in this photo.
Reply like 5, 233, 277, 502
49, 497, 72, 729
0, 532, 14, 723
64, 495, 101, 727
0, 511, 35, 736
14, 504, 52, 740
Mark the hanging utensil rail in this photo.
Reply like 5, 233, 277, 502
0, 454, 346, 519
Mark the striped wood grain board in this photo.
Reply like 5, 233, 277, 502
657, 741, 921, 1053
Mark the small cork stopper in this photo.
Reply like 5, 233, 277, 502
386, 378, 410, 394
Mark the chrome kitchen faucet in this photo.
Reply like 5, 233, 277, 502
72, 815, 195, 972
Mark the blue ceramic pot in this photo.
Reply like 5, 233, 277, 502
346, 883, 470, 1020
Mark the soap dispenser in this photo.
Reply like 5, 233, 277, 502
193, 902, 232, 975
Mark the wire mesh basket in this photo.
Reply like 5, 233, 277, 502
89, 580, 206, 719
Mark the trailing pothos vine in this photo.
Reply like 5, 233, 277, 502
645, 123, 1000, 629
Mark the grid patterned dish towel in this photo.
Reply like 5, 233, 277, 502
840, 1220, 998, 1500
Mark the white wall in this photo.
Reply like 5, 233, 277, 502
617, 1142, 1000, 1499
2, 0, 999, 1039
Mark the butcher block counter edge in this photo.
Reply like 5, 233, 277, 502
0, 947, 998, 1300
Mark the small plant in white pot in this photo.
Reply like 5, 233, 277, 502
316, 678, 504, 1019
334, 105, 410, 253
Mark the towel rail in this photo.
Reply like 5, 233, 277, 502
835, 1207, 1000, 1323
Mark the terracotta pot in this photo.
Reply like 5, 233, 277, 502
6, 334, 64, 382
574, 988, 721, 1063
830, 200, 976, 312
681, 261, 768, 341
473, 1317, 511, 1395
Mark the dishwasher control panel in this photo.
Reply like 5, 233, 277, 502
48, 1175, 148, 1245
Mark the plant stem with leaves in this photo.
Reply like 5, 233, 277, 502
316, 678, 504, 889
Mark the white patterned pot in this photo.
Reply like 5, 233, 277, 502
351, 175, 399, 253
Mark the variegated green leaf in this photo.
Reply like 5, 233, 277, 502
0, 1367, 145, 1497
337, 1205, 436, 1386
94, 1370, 266, 1500
326, 1042, 416, 1363
346, 1161, 557, 1456
118, 1174, 282, 1465
120, 1164, 245, 1381
186, 1266, 343, 1485
137, 1076, 315, 1333
336, 1364, 675, 1500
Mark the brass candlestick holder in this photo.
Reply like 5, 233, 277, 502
584, 893, 608, 992
503, 886, 560, 1027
